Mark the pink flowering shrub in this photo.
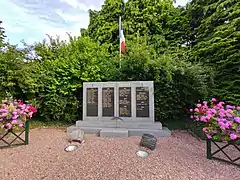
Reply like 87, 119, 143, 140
190, 98, 240, 142
0, 98, 37, 131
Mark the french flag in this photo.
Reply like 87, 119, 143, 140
119, 16, 126, 53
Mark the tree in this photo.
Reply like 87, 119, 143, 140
0, 20, 6, 47
84, 0, 125, 53
187, 0, 240, 104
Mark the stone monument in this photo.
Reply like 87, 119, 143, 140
67, 81, 171, 137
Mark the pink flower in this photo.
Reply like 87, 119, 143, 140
19, 124, 23, 127
189, 109, 193, 112
226, 105, 235, 109
206, 114, 212, 120
230, 134, 237, 140
226, 121, 232, 127
6, 123, 12, 129
194, 108, 199, 112
194, 115, 200, 121
219, 122, 227, 130
1, 113, 8, 117
218, 102, 225, 107
206, 134, 212, 139
212, 98, 217, 102
237, 106, 240, 111
197, 104, 202, 108
12, 115, 18, 120
202, 127, 207, 132
234, 117, 240, 123
226, 113, 233, 118
203, 101, 208, 105
219, 112, 225, 117
190, 115, 194, 119
12, 111, 18, 115
210, 108, 216, 114
28, 112, 33, 118
1, 125, 4, 129
11, 120, 17, 124
20, 104, 26, 110
200, 116, 207, 122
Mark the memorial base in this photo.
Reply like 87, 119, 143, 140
67, 120, 171, 138
100, 128, 129, 138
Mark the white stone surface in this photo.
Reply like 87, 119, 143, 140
100, 128, 129, 138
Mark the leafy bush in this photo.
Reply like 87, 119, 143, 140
32, 36, 115, 122
112, 37, 211, 122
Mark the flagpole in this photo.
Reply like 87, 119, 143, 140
119, 16, 121, 68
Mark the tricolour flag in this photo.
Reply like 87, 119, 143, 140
119, 16, 126, 53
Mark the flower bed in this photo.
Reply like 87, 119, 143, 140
0, 98, 37, 148
190, 98, 240, 166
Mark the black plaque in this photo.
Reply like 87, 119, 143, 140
86, 88, 98, 116
136, 87, 149, 117
119, 87, 131, 117
102, 87, 114, 117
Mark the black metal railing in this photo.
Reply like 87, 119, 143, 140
207, 139, 240, 167
0, 120, 29, 149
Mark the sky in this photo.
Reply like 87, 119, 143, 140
0, 0, 189, 47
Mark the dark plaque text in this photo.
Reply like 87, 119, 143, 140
102, 87, 114, 117
119, 87, 131, 117
136, 87, 149, 117
86, 88, 98, 116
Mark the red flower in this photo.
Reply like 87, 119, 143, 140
199, 109, 204, 115
18, 101, 24, 105
28, 106, 37, 113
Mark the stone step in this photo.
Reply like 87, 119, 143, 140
76, 120, 162, 129
128, 127, 171, 137
100, 128, 128, 138
67, 125, 101, 135
67, 125, 171, 138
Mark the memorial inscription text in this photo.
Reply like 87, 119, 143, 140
86, 88, 98, 116
136, 87, 149, 117
102, 87, 114, 117
119, 87, 131, 117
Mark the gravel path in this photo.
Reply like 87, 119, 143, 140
0, 128, 239, 180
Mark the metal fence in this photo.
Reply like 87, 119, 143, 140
0, 120, 29, 149
206, 139, 240, 167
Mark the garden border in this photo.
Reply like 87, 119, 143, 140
206, 139, 240, 167
0, 120, 29, 149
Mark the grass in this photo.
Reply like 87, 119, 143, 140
29, 120, 71, 130
162, 116, 190, 130
162, 117, 206, 140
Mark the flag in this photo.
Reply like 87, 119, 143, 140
119, 16, 126, 53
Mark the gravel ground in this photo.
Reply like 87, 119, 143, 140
0, 128, 239, 180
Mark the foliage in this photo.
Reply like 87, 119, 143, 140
186, 0, 240, 105
190, 98, 240, 141
82, 0, 125, 53
0, 98, 37, 131
27, 36, 114, 122
0, 0, 239, 125
112, 37, 210, 122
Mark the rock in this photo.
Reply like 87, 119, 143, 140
67, 129, 84, 143
139, 134, 157, 150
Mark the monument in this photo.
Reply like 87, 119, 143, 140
67, 81, 171, 137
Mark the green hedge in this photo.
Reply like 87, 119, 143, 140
0, 36, 211, 123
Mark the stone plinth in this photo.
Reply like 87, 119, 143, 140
67, 81, 171, 138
